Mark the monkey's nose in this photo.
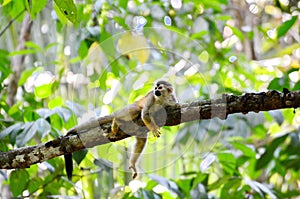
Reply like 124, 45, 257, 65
155, 90, 161, 96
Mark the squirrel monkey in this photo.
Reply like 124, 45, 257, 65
64, 80, 177, 179
110, 80, 177, 178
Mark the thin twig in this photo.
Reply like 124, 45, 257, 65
0, 9, 26, 38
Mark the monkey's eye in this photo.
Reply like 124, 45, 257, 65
158, 86, 163, 89
155, 87, 157, 90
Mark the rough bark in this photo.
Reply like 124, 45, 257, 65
0, 89, 299, 169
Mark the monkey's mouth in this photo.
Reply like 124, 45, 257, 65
155, 90, 161, 96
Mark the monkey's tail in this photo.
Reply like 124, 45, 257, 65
63, 115, 114, 180
64, 154, 73, 180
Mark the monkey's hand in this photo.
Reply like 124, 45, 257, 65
152, 129, 161, 137
143, 118, 161, 137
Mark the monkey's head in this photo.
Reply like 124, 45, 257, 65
154, 80, 174, 98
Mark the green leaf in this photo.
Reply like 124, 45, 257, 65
69, 56, 81, 63
45, 42, 59, 51
36, 108, 55, 118
48, 96, 63, 109
63, 114, 76, 130
267, 76, 290, 90
23, 107, 39, 122
18, 67, 40, 86
119, 0, 128, 9
255, 134, 288, 170
2, 0, 13, 6
9, 49, 37, 56
31, 0, 48, 18
28, 178, 42, 193
149, 174, 184, 198
36, 118, 51, 138
191, 31, 208, 40
0, 122, 23, 139
198, 50, 209, 63
24, 0, 30, 13
0, 50, 11, 84
176, 178, 193, 196
73, 149, 88, 165
25, 41, 43, 51
50, 126, 62, 137
78, 40, 88, 59
231, 142, 256, 158
277, 16, 297, 39
113, 16, 130, 29
100, 31, 116, 57
54, 107, 72, 122
220, 178, 242, 198
54, 0, 77, 24
140, 189, 161, 198
49, 113, 63, 130
206, 17, 223, 41
34, 83, 53, 98
144, 180, 158, 190
65, 101, 85, 117
228, 25, 244, 41
217, 152, 236, 175
9, 170, 29, 197
7, 0, 25, 19
292, 81, 300, 91
215, 14, 232, 21
203, 0, 223, 12
0, 141, 8, 152
99, 69, 108, 90
193, 173, 208, 187
16, 122, 37, 146
7, 101, 22, 117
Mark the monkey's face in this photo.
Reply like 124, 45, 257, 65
154, 83, 172, 98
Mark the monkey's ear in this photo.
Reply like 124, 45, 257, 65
167, 87, 173, 93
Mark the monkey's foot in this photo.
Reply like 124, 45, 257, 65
111, 126, 118, 134
104, 131, 118, 140
105, 125, 119, 138
152, 129, 161, 138
129, 165, 137, 179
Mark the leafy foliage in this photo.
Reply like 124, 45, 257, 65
53, 0, 77, 24
0, 0, 299, 198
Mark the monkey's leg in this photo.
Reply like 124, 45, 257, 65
129, 137, 147, 179
110, 104, 141, 135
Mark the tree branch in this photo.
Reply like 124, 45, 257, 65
0, 89, 299, 169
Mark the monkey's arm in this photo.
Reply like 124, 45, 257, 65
141, 95, 161, 137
